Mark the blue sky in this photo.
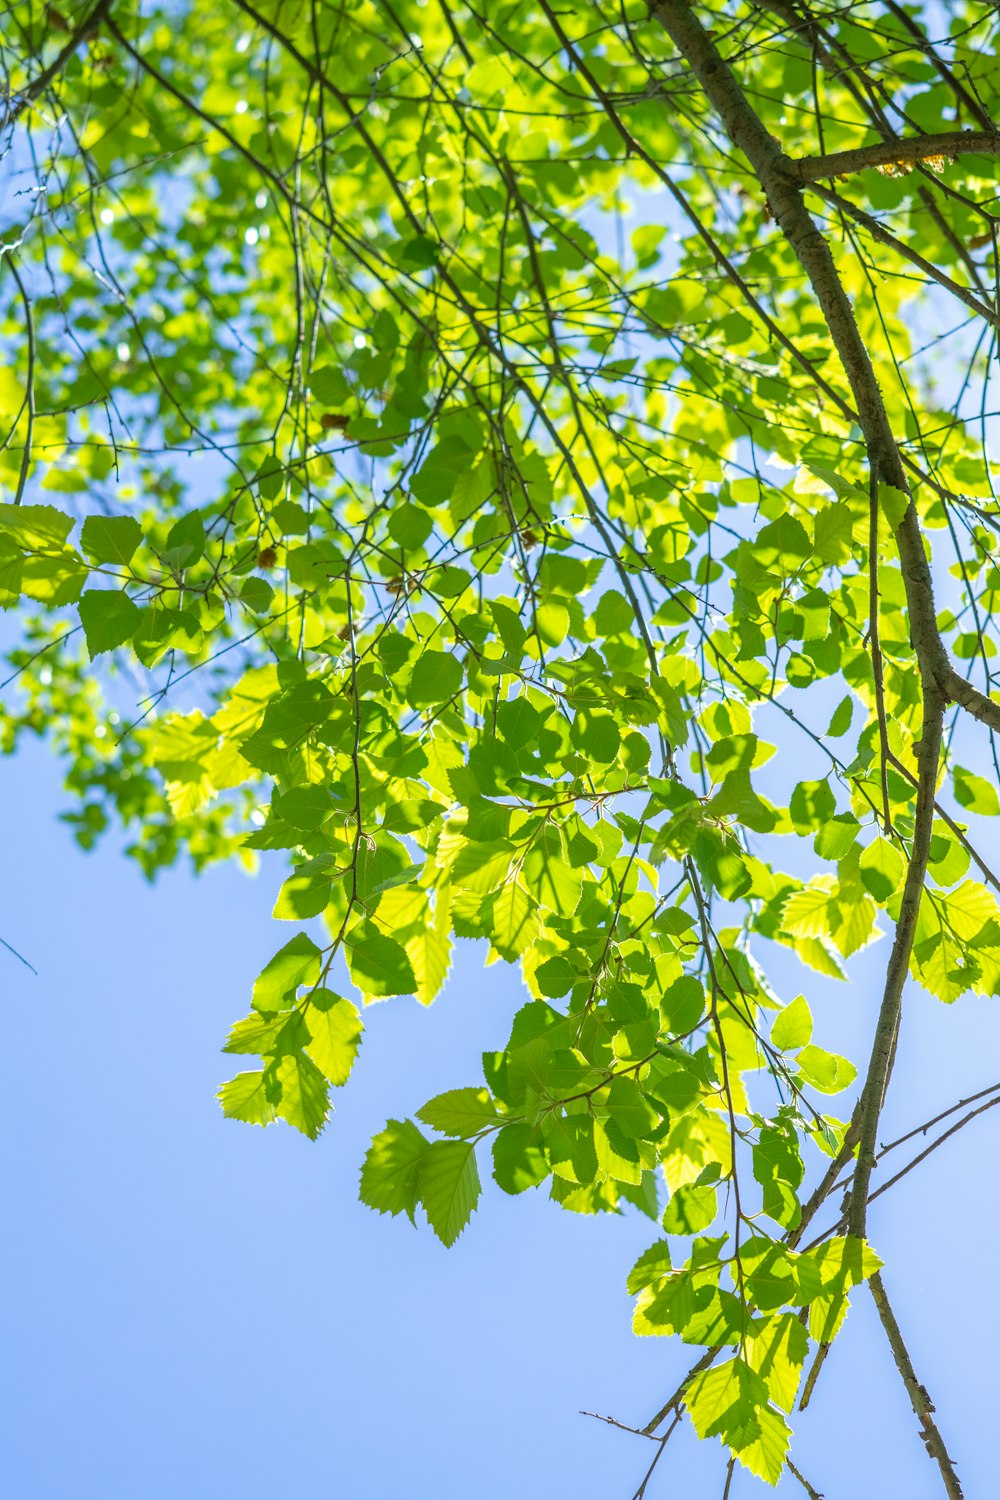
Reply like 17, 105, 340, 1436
4, 733, 999, 1499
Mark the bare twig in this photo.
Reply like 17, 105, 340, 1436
869, 1272, 965, 1499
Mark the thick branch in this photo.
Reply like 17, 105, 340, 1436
648, 0, 948, 682
941, 667, 1000, 733
790, 130, 1000, 182
650, 1, 1000, 737
644, 11, 968, 1487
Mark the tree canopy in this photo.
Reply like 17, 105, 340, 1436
3, 0, 1000, 1491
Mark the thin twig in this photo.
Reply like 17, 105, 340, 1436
2, 0, 110, 127
787, 1458, 825, 1499
6, 258, 36, 506
869, 1272, 965, 1499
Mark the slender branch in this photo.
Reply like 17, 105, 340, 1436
787, 1110, 859, 1250
0, 934, 38, 974
804, 181, 999, 331
632, 1413, 681, 1500
645, 15, 966, 1494
868, 471, 892, 832
848, 686, 945, 1238
643, 1347, 715, 1435
5, 257, 36, 506
868, 1093, 1000, 1206
798, 1339, 830, 1413
886, 749, 1000, 897
789, 130, 1000, 183
880, 1080, 1000, 1157
646, 0, 945, 1239
869, 1272, 965, 1499
580, 1410, 659, 1440
651, 0, 1000, 733
787, 1458, 825, 1499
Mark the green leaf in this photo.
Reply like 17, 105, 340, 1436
685, 1357, 768, 1442
771, 995, 812, 1051
223, 1009, 309, 1057
309, 364, 350, 406
488, 879, 536, 956
829, 889, 879, 957
418, 1139, 481, 1246
789, 779, 835, 833
360, 1119, 429, 1223
164, 509, 205, 567
814, 813, 860, 861
626, 1239, 673, 1295
304, 990, 362, 1085
406, 920, 453, 1007
826, 695, 854, 737
0, 502, 73, 548
879, 483, 909, 529
81, 514, 143, 566
388, 503, 434, 549
273, 1051, 329, 1138
662, 1183, 717, 1234
953, 767, 1000, 817
859, 837, 905, 903
492, 1123, 549, 1194
570, 708, 620, 763
745, 1314, 808, 1414
408, 649, 464, 706
417, 1087, 498, 1136
252, 934, 323, 1012
218, 1070, 277, 1127
797, 1045, 857, 1094
735, 1403, 790, 1486
239, 576, 275, 614
78, 589, 142, 657
345, 921, 417, 997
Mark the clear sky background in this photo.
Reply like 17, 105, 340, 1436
3, 729, 1000, 1500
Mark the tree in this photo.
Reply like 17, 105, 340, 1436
2, 0, 1000, 1490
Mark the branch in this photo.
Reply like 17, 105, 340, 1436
787, 1459, 825, 1499
648, 1, 949, 691
789, 130, 1000, 183
1, 0, 110, 127
847, 686, 945, 1239
646, 0, 945, 1218
5, 257, 36, 505
880, 1080, 1000, 1157
868, 1093, 1000, 1207
886, 749, 1000, 897
869, 1272, 965, 1499
803, 180, 999, 331
941, 667, 1000, 734
642, 1347, 715, 1434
